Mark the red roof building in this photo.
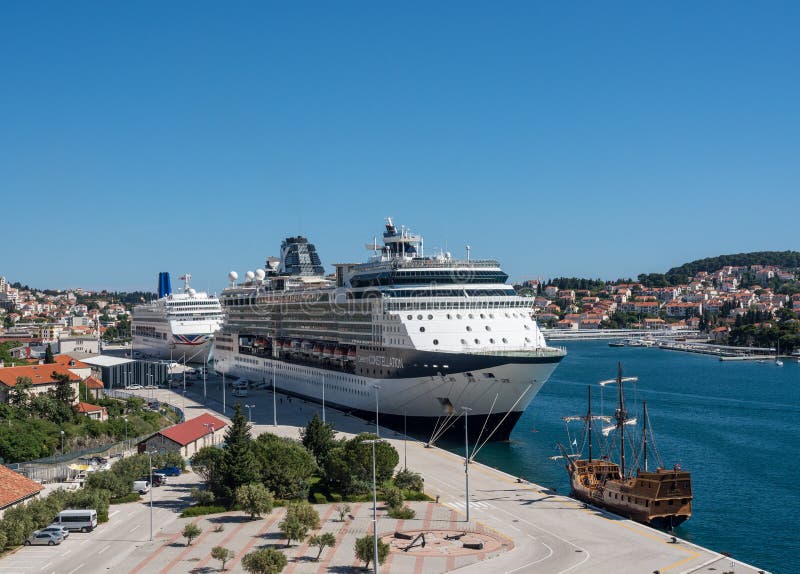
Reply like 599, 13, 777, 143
76, 401, 108, 421
0, 465, 44, 518
0, 364, 81, 405
138, 413, 226, 458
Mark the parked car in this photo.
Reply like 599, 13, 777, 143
156, 466, 181, 477
126, 384, 143, 390
152, 472, 167, 486
232, 387, 249, 397
55, 509, 98, 532
132, 479, 150, 494
38, 525, 70, 539
25, 532, 62, 546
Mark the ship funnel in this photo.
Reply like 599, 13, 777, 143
158, 272, 172, 298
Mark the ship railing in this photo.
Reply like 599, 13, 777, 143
467, 345, 567, 357
353, 258, 501, 271
383, 297, 535, 312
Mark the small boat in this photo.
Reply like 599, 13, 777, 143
608, 341, 626, 348
555, 363, 692, 530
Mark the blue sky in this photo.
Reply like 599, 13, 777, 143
2, 2, 798, 292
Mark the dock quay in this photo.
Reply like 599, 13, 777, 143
657, 341, 780, 361
109, 378, 770, 574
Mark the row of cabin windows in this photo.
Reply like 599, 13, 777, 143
407, 312, 529, 320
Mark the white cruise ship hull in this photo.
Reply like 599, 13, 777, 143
133, 319, 218, 363
217, 348, 562, 441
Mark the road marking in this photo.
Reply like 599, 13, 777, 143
98, 544, 111, 555
129, 524, 141, 533
505, 535, 554, 573
108, 510, 120, 518
62, 550, 71, 556
67, 564, 85, 574
79, 540, 89, 545
39, 562, 52, 571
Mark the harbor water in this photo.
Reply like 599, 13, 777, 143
451, 340, 799, 574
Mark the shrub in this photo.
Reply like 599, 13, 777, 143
242, 548, 287, 574
383, 485, 403, 509
191, 487, 216, 506
312, 492, 327, 504
211, 546, 234, 571
393, 468, 424, 492
329, 492, 343, 502
309, 532, 336, 561
110, 493, 141, 504
180, 505, 227, 518
334, 503, 351, 522
387, 505, 416, 519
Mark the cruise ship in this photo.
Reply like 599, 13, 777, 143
216, 219, 566, 441
131, 272, 224, 362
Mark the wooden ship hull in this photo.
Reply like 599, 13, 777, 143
567, 458, 692, 528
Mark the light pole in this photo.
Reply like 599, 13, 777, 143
321, 371, 326, 423
60, 430, 65, 454
182, 354, 186, 416
245, 404, 254, 424
146, 450, 156, 541
202, 352, 207, 402
372, 384, 381, 437
362, 439, 381, 574
272, 359, 277, 427
221, 360, 226, 414
462, 406, 472, 523
124, 417, 128, 451
403, 410, 407, 470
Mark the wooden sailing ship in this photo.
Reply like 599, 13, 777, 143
556, 363, 692, 529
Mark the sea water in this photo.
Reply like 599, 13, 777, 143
451, 341, 799, 574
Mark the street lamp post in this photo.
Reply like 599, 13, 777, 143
146, 450, 156, 541
221, 360, 226, 414
272, 359, 277, 426
362, 439, 381, 574
245, 404, 254, 424
202, 352, 207, 401
182, 354, 186, 415
321, 371, 326, 423
60, 430, 65, 454
372, 384, 381, 437
124, 417, 128, 452
462, 406, 472, 523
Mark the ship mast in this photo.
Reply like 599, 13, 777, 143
587, 385, 593, 463
642, 400, 648, 472
615, 362, 627, 478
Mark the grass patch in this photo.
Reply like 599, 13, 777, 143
387, 506, 416, 519
180, 505, 227, 518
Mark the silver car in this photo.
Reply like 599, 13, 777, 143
25, 532, 63, 546
40, 525, 70, 539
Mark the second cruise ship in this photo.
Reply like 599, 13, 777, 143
216, 219, 566, 441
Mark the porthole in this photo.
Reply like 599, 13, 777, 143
468, 314, 474, 319
461, 339, 467, 344
433, 339, 439, 345
524, 324, 530, 330
447, 314, 452, 319
480, 313, 486, 319
427, 314, 433, 320
485, 326, 491, 331
466, 326, 472, 332
456, 314, 462, 319
474, 339, 480, 345
489, 314, 495, 319
525, 337, 531, 343
502, 338, 508, 343
513, 313, 518, 318
504, 313, 510, 318
420, 327, 426, 333
489, 338, 495, 344
407, 315, 413, 320
417, 314, 423, 320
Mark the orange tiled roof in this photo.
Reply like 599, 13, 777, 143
54, 355, 90, 369
0, 465, 44, 510
157, 414, 226, 447
76, 402, 106, 414
0, 364, 81, 387
84, 375, 104, 389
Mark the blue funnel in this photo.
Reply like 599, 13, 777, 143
158, 272, 172, 298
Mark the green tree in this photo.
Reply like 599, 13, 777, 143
190, 447, 225, 496
335, 503, 351, 522
323, 433, 399, 495
221, 405, 259, 498
308, 532, 336, 561
300, 414, 336, 464
354, 534, 389, 569
8, 377, 32, 408
252, 433, 317, 499
182, 523, 202, 545
3, 314, 13, 329
44, 344, 54, 364
241, 548, 287, 574
190, 487, 216, 506
278, 514, 307, 548
285, 501, 320, 530
235, 483, 275, 520
211, 546, 234, 571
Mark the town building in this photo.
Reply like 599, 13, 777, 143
137, 413, 226, 458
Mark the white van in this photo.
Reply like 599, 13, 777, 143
232, 387, 249, 397
232, 379, 249, 390
132, 479, 150, 494
55, 509, 98, 532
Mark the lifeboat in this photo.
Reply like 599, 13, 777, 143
323, 346, 335, 358
313, 344, 323, 356
334, 347, 346, 359
346, 347, 357, 360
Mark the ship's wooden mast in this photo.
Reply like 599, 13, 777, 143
587, 385, 593, 463
615, 362, 627, 478
643, 400, 648, 472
